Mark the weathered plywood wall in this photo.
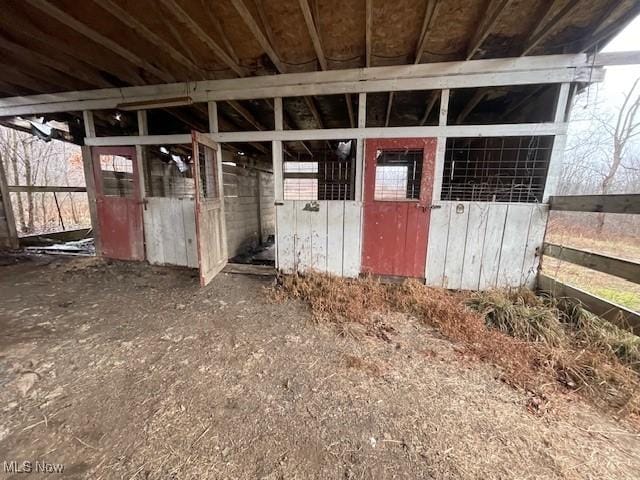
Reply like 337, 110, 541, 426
276, 200, 362, 277
425, 202, 548, 290
144, 165, 275, 268
224, 166, 275, 258
143, 197, 198, 268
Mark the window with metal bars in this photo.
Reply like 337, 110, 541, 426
374, 149, 423, 201
282, 141, 355, 201
441, 136, 553, 203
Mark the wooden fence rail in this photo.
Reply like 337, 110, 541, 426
8, 185, 87, 193
543, 243, 640, 285
538, 274, 640, 333
548, 194, 640, 214
542, 193, 640, 333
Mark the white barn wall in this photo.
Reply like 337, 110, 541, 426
276, 200, 362, 277
144, 165, 275, 267
425, 201, 548, 290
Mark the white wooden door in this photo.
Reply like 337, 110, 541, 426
192, 131, 227, 286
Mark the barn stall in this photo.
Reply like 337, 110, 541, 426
0, 0, 638, 287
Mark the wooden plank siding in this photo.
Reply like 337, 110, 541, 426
0, 154, 18, 248
276, 200, 363, 277
543, 243, 640, 285
143, 165, 275, 268
426, 202, 548, 290
549, 194, 640, 214
538, 274, 640, 333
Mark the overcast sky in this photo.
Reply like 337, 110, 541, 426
578, 15, 640, 111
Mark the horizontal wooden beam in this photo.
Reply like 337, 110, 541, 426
83, 122, 566, 146
8, 185, 87, 193
549, 194, 640, 214
543, 242, 640, 284
0, 53, 610, 116
538, 274, 640, 333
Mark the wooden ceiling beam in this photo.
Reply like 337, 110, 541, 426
346, 93, 355, 128
25, 0, 175, 83
94, 0, 205, 80
581, 2, 640, 52
0, 80, 31, 97
419, 91, 439, 126
158, 0, 246, 77
230, 0, 287, 73
227, 100, 266, 131
0, 36, 114, 89
466, 0, 514, 60
384, 92, 394, 127
365, 0, 373, 67
0, 65, 61, 93
455, 90, 488, 124
0, 55, 89, 93
521, 0, 580, 56
414, 0, 442, 64
201, 0, 241, 67
0, 7, 143, 86
298, 0, 327, 71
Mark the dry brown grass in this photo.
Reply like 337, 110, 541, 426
273, 272, 640, 419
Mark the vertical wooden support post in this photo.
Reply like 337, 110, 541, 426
543, 82, 571, 203
273, 97, 284, 270
256, 170, 263, 244
425, 89, 449, 280
83, 110, 96, 138
273, 97, 284, 201
355, 92, 367, 201
432, 89, 449, 203
0, 153, 18, 248
208, 101, 219, 133
81, 145, 101, 255
136, 110, 148, 200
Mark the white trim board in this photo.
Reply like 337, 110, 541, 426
84, 122, 566, 146
0, 53, 610, 116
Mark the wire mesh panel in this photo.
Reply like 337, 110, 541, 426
442, 136, 553, 203
144, 146, 195, 198
282, 141, 356, 201
198, 143, 219, 199
374, 149, 423, 201
99, 154, 134, 197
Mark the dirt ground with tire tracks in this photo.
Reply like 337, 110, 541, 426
1, 255, 639, 479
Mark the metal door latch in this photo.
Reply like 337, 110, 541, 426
429, 204, 442, 209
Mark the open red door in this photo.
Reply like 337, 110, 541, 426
91, 146, 144, 261
192, 131, 227, 286
361, 138, 436, 278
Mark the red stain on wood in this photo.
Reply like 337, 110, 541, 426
361, 138, 436, 278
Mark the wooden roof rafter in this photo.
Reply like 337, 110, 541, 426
157, 0, 247, 77
522, 0, 582, 56
466, 0, 515, 60
0, 36, 113, 89
230, 0, 287, 74
414, 0, 442, 64
581, 2, 640, 52
91, 0, 205, 81
0, 5, 143, 86
419, 91, 439, 126
25, 0, 176, 83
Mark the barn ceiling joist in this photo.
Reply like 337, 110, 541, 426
0, 0, 637, 152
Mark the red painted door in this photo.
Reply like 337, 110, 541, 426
361, 138, 436, 278
91, 146, 144, 261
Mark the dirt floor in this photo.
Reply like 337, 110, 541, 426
1, 256, 640, 480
